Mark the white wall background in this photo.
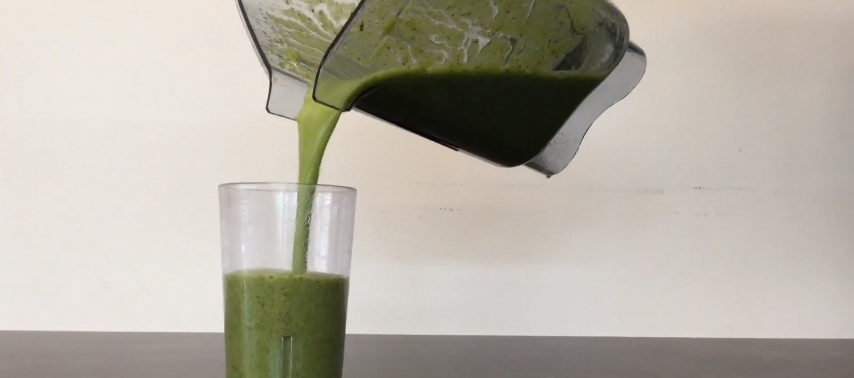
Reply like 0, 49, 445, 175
1, 0, 852, 338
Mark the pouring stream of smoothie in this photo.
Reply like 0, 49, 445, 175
293, 93, 342, 273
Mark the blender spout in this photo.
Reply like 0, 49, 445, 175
236, 0, 310, 120
235, 0, 357, 120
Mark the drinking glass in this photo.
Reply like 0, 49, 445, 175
219, 183, 357, 378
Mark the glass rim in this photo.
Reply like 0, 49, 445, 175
218, 182, 357, 193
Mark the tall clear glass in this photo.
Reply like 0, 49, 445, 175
219, 183, 357, 378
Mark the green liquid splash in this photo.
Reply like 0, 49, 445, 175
292, 93, 342, 273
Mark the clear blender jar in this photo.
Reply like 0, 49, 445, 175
236, 0, 646, 176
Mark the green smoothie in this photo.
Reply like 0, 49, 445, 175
225, 3, 354, 376
226, 2, 619, 378
222, 96, 349, 378
292, 94, 342, 273
224, 269, 349, 378
351, 69, 606, 166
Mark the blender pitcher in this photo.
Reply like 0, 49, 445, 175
236, 0, 647, 176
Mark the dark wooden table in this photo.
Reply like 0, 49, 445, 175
1, 332, 852, 377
